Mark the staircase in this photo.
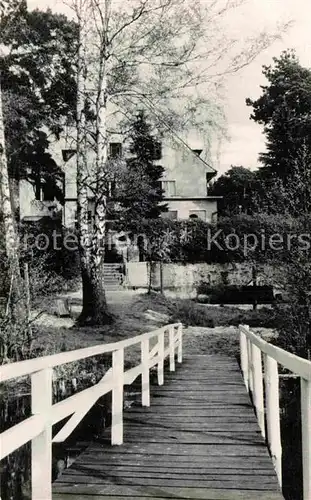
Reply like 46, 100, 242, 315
103, 263, 125, 290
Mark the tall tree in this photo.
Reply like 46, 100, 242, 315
119, 111, 166, 221
208, 165, 257, 216
0, 1, 77, 334
246, 50, 311, 215
72, 0, 284, 325
0, 1, 26, 332
0, 1, 77, 204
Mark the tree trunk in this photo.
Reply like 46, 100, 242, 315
160, 261, 164, 294
0, 79, 18, 261
75, 4, 112, 325
0, 78, 25, 323
79, 258, 112, 325
252, 265, 257, 311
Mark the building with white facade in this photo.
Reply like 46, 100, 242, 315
18, 127, 221, 226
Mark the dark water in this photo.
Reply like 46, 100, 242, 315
0, 365, 302, 500
0, 355, 116, 500
280, 378, 303, 500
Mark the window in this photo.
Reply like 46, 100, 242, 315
206, 171, 215, 184
211, 211, 218, 223
162, 210, 178, 220
62, 149, 76, 162
41, 183, 55, 202
162, 180, 176, 197
152, 141, 162, 160
73, 209, 93, 225
109, 143, 122, 158
189, 210, 206, 221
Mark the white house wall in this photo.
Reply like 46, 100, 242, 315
159, 135, 216, 198
20, 180, 36, 218
19, 180, 61, 220
165, 199, 218, 223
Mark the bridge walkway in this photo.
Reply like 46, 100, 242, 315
53, 354, 283, 500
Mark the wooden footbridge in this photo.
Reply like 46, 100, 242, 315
1, 324, 310, 500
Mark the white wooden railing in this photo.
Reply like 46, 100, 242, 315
239, 325, 311, 500
0, 322, 183, 500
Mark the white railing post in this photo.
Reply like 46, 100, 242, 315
111, 348, 124, 445
264, 354, 282, 487
247, 334, 254, 395
240, 327, 249, 391
177, 323, 182, 363
157, 331, 165, 385
301, 377, 311, 500
31, 368, 53, 500
141, 338, 150, 407
169, 326, 175, 372
252, 343, 265, 439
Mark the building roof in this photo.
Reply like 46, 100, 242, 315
167, 132, 217, 177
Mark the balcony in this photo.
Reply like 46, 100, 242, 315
22, 200, 62, 222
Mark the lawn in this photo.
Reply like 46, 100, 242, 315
25, 291, 278, 370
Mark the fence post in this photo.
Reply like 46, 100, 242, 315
169, 326, 175, 372
157, 331, 165, 385
177, 324, 182, 363
141, 338, 150, 406
264, 354, 282, 486
252, 343, 265, 439
31, 368, 53, 500
111, 348, 124, 445
301, 377, 311, 500
240, 327, 249, 391
246, 334, 254, 395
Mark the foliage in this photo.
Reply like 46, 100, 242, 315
19, 219, 81, 280
208, 165, 257, 216
246, 50, 311, 215
0, 3, 77, 190
118, 111, 167, 221
112, 218, 212, 262
71, 0, 284, 324
134, 291, 278, 330
170, 301, 278, 329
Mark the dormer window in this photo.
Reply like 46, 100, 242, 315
62, 149, 76, 162
192, 149, 202, 157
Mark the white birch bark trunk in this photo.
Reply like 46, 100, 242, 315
76, 1, 111, 325
0, 79, 19, 261
0, 78, 26, 326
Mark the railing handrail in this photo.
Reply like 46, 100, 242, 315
239, 324, 311, 500
239, 325, 311, 380
0, 323, 181, 383
0, 322, 183, 500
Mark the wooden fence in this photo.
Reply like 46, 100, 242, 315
239, 325, 311, 500
0, 323, 183, 500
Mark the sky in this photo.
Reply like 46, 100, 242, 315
27, 0, 311, 175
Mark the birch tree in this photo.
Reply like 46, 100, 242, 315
0, 1, 25, 326
71, 0, 286, 325
1, 0, 77, 342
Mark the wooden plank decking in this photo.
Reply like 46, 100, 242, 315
53, 354, 284, 500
